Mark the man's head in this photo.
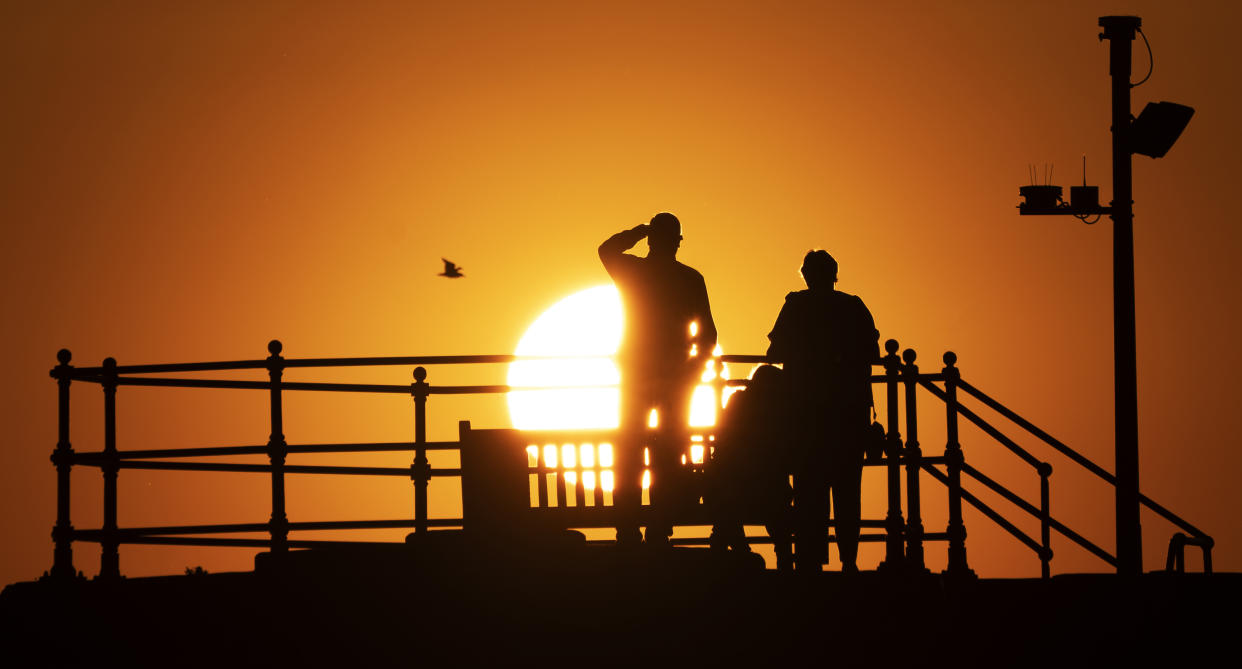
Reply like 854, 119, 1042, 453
801, 249, 838, 290
647, 212, 682, 257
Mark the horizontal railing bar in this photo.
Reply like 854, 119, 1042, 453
85, 519, 910, 543
70, 354, 596, 375
539, 514, 891, 529
143, 536, 276, 548
78, 536, 275, 548
718, 355, 769, 364
111, 377, 623, 395
283, 538, 441, 548
70, 360, 271, 375
287, 519, 439, 531
89, 376, 946, 396
115, 461, 460, 477
72, 366, 947, 400
84, 536, 448, 549
921, 464, 1045, 557
958, 379, 1211, 542
80, 518, 464, 538
920, 380, 1043, 470
511, 429, 622, 441
99, 445, 268, 460
517, 458, 903, 473
726, 375, 940, 386
285, 441, 461, 453
439, 384, 621, 395
116, 377, 273, 390
113, 377, 413, 393
717, 354, 892, 370
75, 441, 462, 461
62, 354, 907, 378
80, 523, 270, 537
436, 384, 516, 395
285, 355, 517, 367
286, 381, 406, 393
961, 463, 1117, 566
659, 531, 897, 547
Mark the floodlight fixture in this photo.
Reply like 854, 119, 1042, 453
1131, 101, 1194, 158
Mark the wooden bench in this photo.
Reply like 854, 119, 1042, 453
458, 421, 725, 534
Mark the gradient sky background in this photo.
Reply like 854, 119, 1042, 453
3, 0, 1240, 586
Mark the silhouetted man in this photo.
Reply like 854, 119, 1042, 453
767, 250, 878, 572
599, 212, 717, 546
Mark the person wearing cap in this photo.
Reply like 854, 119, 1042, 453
599, 212, 717, 546
767, 250, 878, 572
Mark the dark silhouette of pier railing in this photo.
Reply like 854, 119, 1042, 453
45, 339, 1212, 580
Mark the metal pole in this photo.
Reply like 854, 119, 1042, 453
1100, 14, 1142, 576
100, 358, 120, 580
878, 339, 905, 571
942, 352, 972, 578
902, 349, 925, 572
50, 349, 76, 579
266, 340, 289, 559
411, 366, 429, 534
1039, 464, 1052, 579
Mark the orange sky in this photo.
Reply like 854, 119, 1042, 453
3, 1, 1240, 585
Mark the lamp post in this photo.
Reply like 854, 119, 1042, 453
1101, 15, 1141, 578
1018, 16, 1192, 576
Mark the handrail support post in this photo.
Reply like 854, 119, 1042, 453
411, 367, 430, 534
941, 352, 974, 579
99, 358, 121, 580
902, 348, 926, 573
877, 340, 906, 572
49, 349, 77, 580
1039, 463, 1053, 578
266, 341, 289, 561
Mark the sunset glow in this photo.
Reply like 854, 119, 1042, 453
506, 285, 622, 430
506, 285, 723, 430
3, 2, 1237, 585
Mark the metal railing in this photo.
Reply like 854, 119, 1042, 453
45, 338, 1212, 580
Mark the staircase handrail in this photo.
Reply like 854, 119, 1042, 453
957, 379, 1212, 543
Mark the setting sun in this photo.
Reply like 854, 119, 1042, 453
506, 285, 623, 430
506, 285, 726, 431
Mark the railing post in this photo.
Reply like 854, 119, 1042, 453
1039, 462, 1053, 579
878, 339, 905, 571
941, 352, 973, 578
902, 348, 926, 572
411, 366, 430, 534
49, 348, 76, 580
265, 340, 288, 560
99, 358, 120, 580
710, 357, 724, 432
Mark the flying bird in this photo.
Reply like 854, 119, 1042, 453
439, 258, 464, 278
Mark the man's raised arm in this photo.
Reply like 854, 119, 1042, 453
598, 224, 649, 273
